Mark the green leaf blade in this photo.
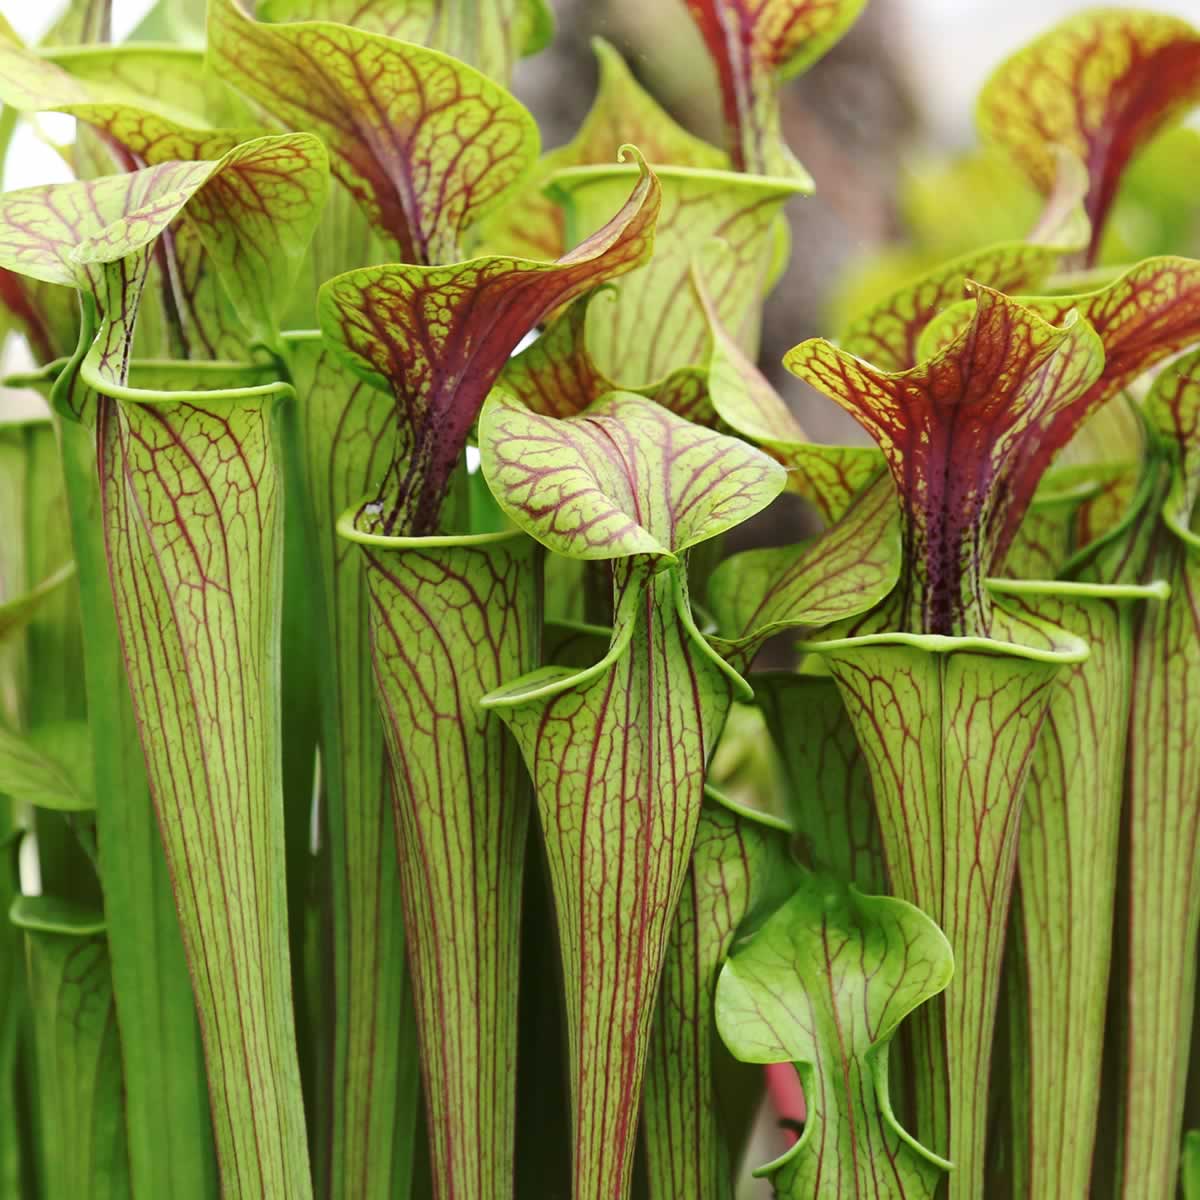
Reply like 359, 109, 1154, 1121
0, 721, 91, 811
715, 870, 952, 1199
11, 898, 130, 1200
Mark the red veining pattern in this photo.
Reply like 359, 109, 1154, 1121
643, 800, 791, 1197
684, 0, 860, 173
321, 163, 660, 535
979, 10, 1200, 263
788, 287, 1103, 636
361, 535, 538, 1200
210, 0, 537, 262
482, 390, 785, 560
496, 561, 734, 1200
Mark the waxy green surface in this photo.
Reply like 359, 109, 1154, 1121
10, 899, 128, 1200
318, 155, 659, 535
285, 335, 419, 1200
209, 0, 540, 261
642, 792, 796, 1200
549, 163, 807, 388
1111, 349, 1200, 1197
0, 145, 329, 1198
255, 0, 552, 85
482, 390, 785, 1200
716, 870, 952, 1198
345, 527, 541, 1200
0, 829, 23, 1198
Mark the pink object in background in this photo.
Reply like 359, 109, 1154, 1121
765, 1064, 805, 1146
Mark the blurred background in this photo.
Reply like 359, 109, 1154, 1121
2, 1, 1197, 1193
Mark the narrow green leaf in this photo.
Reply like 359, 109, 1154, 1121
978, 8, 1200, 263
642, 791, 796, 1200
550, 163, 807, 386
319, 155, 660, 536
0, 720, 91, 811
0, 826, 26, 1199
337, 524, 541, 1200
683, 0, 864, 177
0, 562, 74, 644
1184, 1130, 1200, 1200
10, 896, 128, 1200
284, 334, 420, 1200
787, 286, 1105, 637
208, 0, 540, 260
715, 870, 952, 1198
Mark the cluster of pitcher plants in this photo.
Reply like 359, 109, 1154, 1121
2, 0, 1200, 1196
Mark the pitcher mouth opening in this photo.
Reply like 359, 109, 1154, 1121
336, 498, 524, 549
